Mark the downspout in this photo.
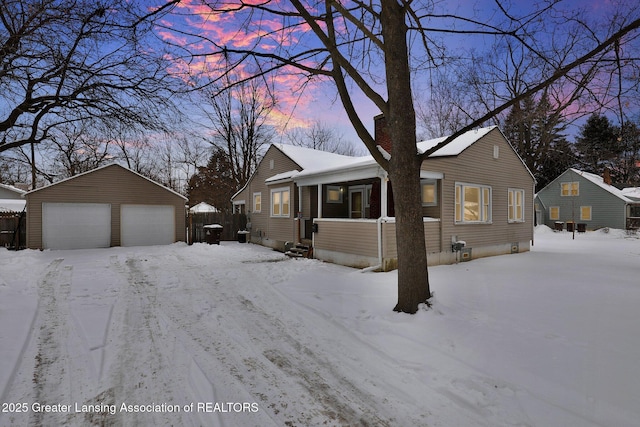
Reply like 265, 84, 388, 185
362, 170, 387, 273
360, 216, 384, 273
297, 185, 303, 243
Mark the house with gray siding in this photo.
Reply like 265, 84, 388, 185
232, 116, 535, 270
535, 168, 640, 231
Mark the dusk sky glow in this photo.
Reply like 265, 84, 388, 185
156, 0, 640, 145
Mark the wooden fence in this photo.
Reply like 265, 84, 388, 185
0, 211, 26, 249
189, 212, 247, 243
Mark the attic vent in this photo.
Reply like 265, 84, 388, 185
269, 159, 274, 170
493, 145, 499, 159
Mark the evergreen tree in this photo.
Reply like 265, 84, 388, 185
503, 93, 568, 187
537, 137, 577, 191
187, 149, 236, 212
574, 114, 619, 175
611, 121, 640, 185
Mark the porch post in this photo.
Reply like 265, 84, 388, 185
381, 175, 388, 217
317, 184, 323, 218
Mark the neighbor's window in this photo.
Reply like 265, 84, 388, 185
326, 186, 343, 203
561, 182, 579, 196
549, 206, 560, 220
508, 189, 525, 222
421, 180, 437, 206
271, 188, 290, 217
455, 183, 492, 223
580, 206, 592, 221
253, 192, 261, 213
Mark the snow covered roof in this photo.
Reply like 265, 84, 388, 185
248, 126, 501, 189
569, 168, 636, 203
273, 144, 368, 171
621, 187, 640, 201
417, 126, 497, 156
0, 183, 26, 197
189, 202, 219, 213
0, 199, 26, 213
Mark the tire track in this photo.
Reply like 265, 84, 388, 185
29, 258, 72, 427
150, 260, 419, 427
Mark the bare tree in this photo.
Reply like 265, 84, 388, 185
198, 73, 276, 190
38, 123, 113, 180
0, 0, 181, 154
162, 1, 640, 313
286, 120, 365, 156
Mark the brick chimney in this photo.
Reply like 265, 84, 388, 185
374, 114, 392, 154
603, 168, 612, 185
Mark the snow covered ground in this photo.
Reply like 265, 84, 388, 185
0, 226, 638, 426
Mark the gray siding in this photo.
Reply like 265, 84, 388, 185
26, 164, 186, 249
536, 170, 627, 230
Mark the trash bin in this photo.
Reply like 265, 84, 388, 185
554, 221, 564, 231
203, 224, 223, 244
237, 230, 250, 243
566, 221, 574, 232
577, 223, 587, 233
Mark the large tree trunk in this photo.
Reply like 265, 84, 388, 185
381, 0, 431, 313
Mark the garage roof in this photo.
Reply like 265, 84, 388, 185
25, 163, 187, 200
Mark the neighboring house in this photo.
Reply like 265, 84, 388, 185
0, 184, 27, 248
0, 183, 27, 213
0, 183, 27, 200
535, 168, 640, 231
25, 164, 187, 250
232, 116, 535, 270
189, 201, 219, 213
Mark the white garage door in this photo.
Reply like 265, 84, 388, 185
42, 203, 111, 250
121, 204, 175, 247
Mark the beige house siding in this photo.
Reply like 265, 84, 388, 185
423, 128, 534, 257
237, 146, 302, 249
26, 164, 186, 249
381, 219, 441, 258
313, 219, 378, 257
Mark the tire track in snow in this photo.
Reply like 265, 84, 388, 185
93, 254, 193, 427
29, 258, 73, 426
150, 256, 422, 427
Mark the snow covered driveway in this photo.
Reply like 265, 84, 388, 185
1, 227, 639, 426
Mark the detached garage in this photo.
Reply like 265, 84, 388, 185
25, 164, 187, 250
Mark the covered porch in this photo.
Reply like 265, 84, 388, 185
292, 163, 446, 270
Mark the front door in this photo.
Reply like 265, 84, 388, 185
349, 188, 364, 218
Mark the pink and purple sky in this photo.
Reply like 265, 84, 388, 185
156, 0, 639, 145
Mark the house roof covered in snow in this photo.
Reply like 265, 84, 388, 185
0, 199, 26, 213
620, 186, 640, 201
569, 168, 636, 203
417, 126, 497, 157
267, 126, 498, 185
189, 201, 219, 213
0, 183, 26, 198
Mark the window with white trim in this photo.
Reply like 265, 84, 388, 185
561, 182, 579, 196
271, 187, 290, 217
580, 206, 592, 221
455, 183, 492, 223
549, 206, 560, 220
421, 180, 437, 206
253, 192, 261, 213
508, 188, 525, 222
